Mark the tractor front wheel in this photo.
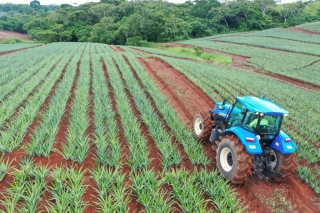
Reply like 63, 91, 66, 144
193, 113, 212, 142
217, 134, 254, 184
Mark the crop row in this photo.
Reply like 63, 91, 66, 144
296, 22, 320, 33
214, 36, 320, 56
91, 55, 121, 167
103, 55, 150, 170
0, 158, 48, 212
175, 40, 320, 86
297, 165, 320, 195
161, 56, 320, 162
25, 45, 83, 157
113, 54, 182, 169
245, 28, 320, 44
0, 43, 64, 79
61, 46, 91, 164
124, 53, 209, 165
0, 44, 83, 153
0, 43, 42, 54
0, 161, 245, 212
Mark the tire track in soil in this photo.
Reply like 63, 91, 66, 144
164, 43, 320, 92
138, 57, 213, 128
110, 45, 125, 52
138, 57, 216, 171
100, 58, 144, 213
137, 57, 217, 212
137, 56, 320, 213
113, 58, 162, 172
0, 52, 75, 213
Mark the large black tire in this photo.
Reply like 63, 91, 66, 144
193, 113, 212, 142
216, 134, 254, 185
272, 150, 295, 182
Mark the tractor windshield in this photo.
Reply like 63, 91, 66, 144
243, 112, 282, 134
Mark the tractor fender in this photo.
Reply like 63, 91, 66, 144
270, 130, 296, 154
224, 127, 262, 154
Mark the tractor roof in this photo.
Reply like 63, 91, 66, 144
236, 96, 289, 116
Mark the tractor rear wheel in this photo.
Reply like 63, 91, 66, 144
217, 134, 254, 185
272, 150, 295, 181
193, 113, 212, 142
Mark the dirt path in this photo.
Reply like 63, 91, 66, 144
161, 43, 320, 92
286, 27, 320, 36
138, 56, 320, 213
110, 45, 125, 52
0, 31, 32, 40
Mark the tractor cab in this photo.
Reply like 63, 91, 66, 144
226, 98, 285, 148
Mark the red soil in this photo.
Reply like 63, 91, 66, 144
1, 44, 319, 212
110, 45, 125, 52
137, 56, 320, 213
0, 31, 32, 40
286, 27, 320, 36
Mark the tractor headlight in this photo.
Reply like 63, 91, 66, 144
256, 135, 261, 141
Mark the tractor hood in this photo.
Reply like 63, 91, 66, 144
236, 96, 289, 116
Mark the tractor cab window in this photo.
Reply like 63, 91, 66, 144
227, 102, 246, 128
243, 112, 259, 132
256, 115, 282, 134
243, 113, 282, 134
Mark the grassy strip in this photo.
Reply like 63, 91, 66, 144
152, 45, 232, 65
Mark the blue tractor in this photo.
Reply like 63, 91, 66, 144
193, 96, 296, 184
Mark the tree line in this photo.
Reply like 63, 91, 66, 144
0, 0, 320, 45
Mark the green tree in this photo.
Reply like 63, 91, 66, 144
30, 0, 40, 11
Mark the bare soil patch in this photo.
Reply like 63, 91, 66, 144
0, 31, 32, 40
138, 56, 320, 213
110, 45, 125, 52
